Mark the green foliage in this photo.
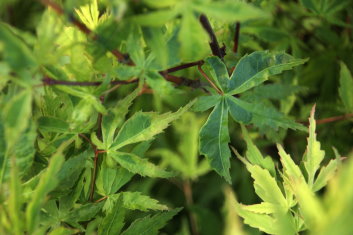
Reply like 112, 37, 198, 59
231, 107, 344, 234
0, 0, 352, 234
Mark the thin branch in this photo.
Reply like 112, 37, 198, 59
162, 60, 203, 74
198, 64, 223, 95
232, 22, 240, 54
42, 76, 138, 86
315, 113, 353, 125
199, 14, 225, 59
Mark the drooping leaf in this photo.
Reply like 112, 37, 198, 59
110, 152, 175, 178
0, 23, 37, 70
199, 99, 231, 183
228, 51, 308, 95
121, 208, 182, 235
26, 139, 73, 233
120, 191, 168, 211
338, 62, 353, 112
111, 100, 195, 150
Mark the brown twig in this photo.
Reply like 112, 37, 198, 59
42, 76, 138, 86
199, 14, 225, 59
162, 60, 204, 74
315, 113, 353, 125
198, 64, 223, 95
94, 196, 108, 203
232, 22, 240, 54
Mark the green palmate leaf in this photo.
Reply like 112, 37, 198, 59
312, 158, 338, 192
119, 192, 168, 211
110, 152, 174, 178
203, 56, 230, 92
303, 106, 325, 186
142, 27, 169, 69
54, 150, 90, 193
178, 11, 209, 61
339, 62, 353, 112
226, 96, 252, 124
96, 159, 133, 196
99, 196, 125, 235
226, 95, 305, 131
193, 1, 268, 22
289, 178, 324, 230
192, 95, 222, 112
121, 208, 182, 235
64, 202, 103, 224
101, 87, 141, 149
111, 100, 195, 150
26, 139, 73, 233
199, 99, 231, 183
239, 126, 276, 176
38, 116, 70, 133
240, 158, 288, 210
228, 51, 308, 95
234, 201, 279, 234
0, 23, 37, 70
277, 144, 305, 182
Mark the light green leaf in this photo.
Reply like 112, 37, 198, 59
203, 56, 230, 92
193, 1, 268, 22
64, 202, 103, 223
199, 99, 231, 183
120, 191, 168, 211
102, 87, 141, 149
240, 126, 276, 176
228, 51, 308, 95
277, 144, 305, 182
223, 187, 246, 235
142, 0, 178, 8
241, 159, 288, 210
111, 100, 195, 150
38, 116, 70, 133
145, 71, 175, 96
339, 62, 353, 112
303, 105, 325, 186
0, 23, 37, 70
192, 95, 221, 112
26, 139, 73, 233
2, 89, 32, 149
179, 11, 209, 61
110, 152, 175, 178
131, 9, 178, 26
241, 202, 277, 214
96, 158, 133, 196
99, 196, 125, 235
234, 202, 279, 234
312, 158, 338, 192
121, 208, 182, 235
